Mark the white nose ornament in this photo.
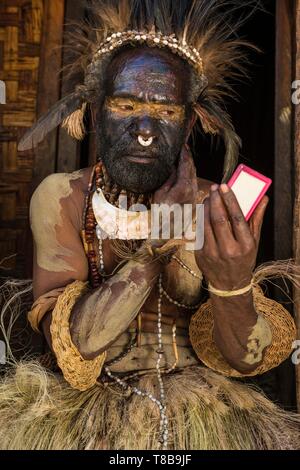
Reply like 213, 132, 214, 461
138, 135, 153, 147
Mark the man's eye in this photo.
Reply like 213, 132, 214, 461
160, 109, 175, 116
118, 104, 134, 111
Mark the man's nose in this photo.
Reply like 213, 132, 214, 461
130, 116, 158, 139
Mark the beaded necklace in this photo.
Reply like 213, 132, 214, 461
82, 162, 202, 449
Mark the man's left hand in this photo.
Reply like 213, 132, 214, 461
195, 184, 269, 291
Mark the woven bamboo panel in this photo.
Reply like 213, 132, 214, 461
0, 0, 43, 276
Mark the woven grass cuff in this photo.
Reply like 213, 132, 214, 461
28, 286, 67, 333
208, 281, 253, 297
189, 285, 296, 377
50, 280, 106, 391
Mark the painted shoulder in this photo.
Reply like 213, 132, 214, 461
30, 168, 92, 211
31, 169, 85, 201
29, 169, 92, 273
29, 168, 94, 231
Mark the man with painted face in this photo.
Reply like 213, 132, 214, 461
0, 0, 299, 451
98, 47, 189, 193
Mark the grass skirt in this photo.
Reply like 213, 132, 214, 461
0, 361, 299, 450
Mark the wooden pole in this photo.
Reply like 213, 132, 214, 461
274, 0, 297, 409
33, 0, 65, 185
56, 0, 85, 173
293, 0, 300, 413
275, 0, 293, 262
24, 0, 65, 276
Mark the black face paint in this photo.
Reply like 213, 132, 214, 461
96, 46, 191, 193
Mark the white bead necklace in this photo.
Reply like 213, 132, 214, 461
95, 228, 203, 449
172, 255, 203, 280
96, 232, 169, 449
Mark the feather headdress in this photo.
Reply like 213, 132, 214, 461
18, 0, 261, 180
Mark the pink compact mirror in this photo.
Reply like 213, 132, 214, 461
228, 164, 272, 221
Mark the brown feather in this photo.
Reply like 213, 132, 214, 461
18, 93, 83, 151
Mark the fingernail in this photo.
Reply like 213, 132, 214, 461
220, 184, 230, 193
211, 184, 219, 192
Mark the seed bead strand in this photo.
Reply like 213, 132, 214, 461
157, 274, 169, 449
92, 173, 169, 448
89, 161, 208, 451
165, 320, 179, 374
84, 163, 102, 288
172, 255, 203, 280
160, 283, 201, 310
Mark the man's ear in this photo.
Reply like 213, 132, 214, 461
185, 111, 197, 143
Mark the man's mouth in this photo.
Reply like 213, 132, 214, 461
125, 154, 158, 164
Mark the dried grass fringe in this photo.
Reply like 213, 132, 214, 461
1, 258, 300, 449
0, 279, 33, 365
253, 259, 300, 291
0, 362, 299, 450
62, 103, 87, 140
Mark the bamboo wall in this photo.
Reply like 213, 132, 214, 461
0, 0, 43, 277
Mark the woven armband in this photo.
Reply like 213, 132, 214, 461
50, 280, 106, 391
189, 285, 296, 377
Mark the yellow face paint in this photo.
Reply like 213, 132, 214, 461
106, 97, 185, 123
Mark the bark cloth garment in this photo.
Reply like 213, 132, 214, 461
0, 167, 300, 450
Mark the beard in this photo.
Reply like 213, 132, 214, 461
97, 128, 184, 194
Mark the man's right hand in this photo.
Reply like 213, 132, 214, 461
153, 145, 198, 207
150, 145, 198, 245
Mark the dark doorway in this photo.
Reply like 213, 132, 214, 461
196, 0, 276, 263
189, 1, 297, 410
